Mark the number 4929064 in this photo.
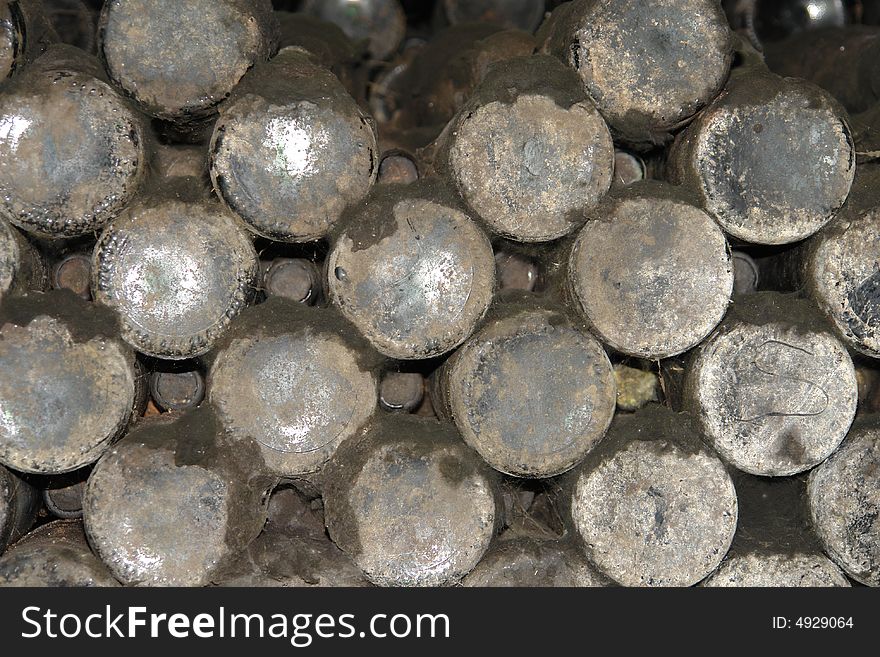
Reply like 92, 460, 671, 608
796, 617, 854, 629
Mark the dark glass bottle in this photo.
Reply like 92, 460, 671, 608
754, 0, 846, 44
610, 149, 646, 191
434, 297, 617, 479
538, 0, 733, 148
731, 251, 760, 296
44, 0, 98, 53
51, 252, 91, 299
566, 181, 734, 359
149, 367, 206, 413
764, 26, 880, 114
567, 406, 738, 587
434, 55, 614, 243
0, 520, 119, 586
262, 258, 322, 305
0, 45, 149, 238
209, 47, 378, 243
684, 293, 857, 477
83, 407, 275, 586
0, 0, 55, 80
802, 165, 880, 358
98, 0, 279, 132
326, 180, 495, 360
0, 465, 39, 554
43, 471, 87, 520
0, 219, 45, 304
377, 151, 419, 185
207, 299, 380, 477
668, 45, 855, 245
0, 291, 142, 475
494, 249, 540, 292
807, 414, 880, 587
322, 415, 499, 587
299, 0, 405, 61
92, 179, 260, 360
381, 23, 535, 132
275, 11, 365, 101
440, 0, 546, 32
379, 372, 424, 413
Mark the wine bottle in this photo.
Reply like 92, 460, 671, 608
567, 406, 738, 587
856, 364, 880, 414
807, 414, 880, 586
383, 23, 535, 131
668, 43, 855, 245
434, 55, 614, 243
0, 290, 142, 475
732, 250, 760, 296
92, 179, 260, 360
494, 249, 540, 292
83, 407, 275, 586
753, 0, 846, 44
44, 0, 97, 53
207, 299, 380, 477
566, 180, 734, 359
276, 11, 365, 101
435, 297, 617, 479
0, 0, 56, 79
322, 415, 499, 587
0, 219, 45, 304
51, 252, 91, 300
440, 0, 546, 32
262, 257, 321, 305
327, 180, 495, 360
209, 47, 378, 243
300, 0, 405, 61
0, 44, 149, 238
149, 367, 206, 413
610, 149, 645, 191
0, 465, 39, 554
151, 143, 208, 183
684, 292, 858, 477
379, 372, 424, 413
537, 0, 733, 148
764, 26, 880, 114
802, 165, 880, 359
705, 549, 850, 586
368, 37, 424, 126
98, 0, 279, 131
43, 471, 87, 520
377, 150, 419, 185
0, 520, 119, 586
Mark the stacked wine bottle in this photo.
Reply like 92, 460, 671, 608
1, 0, 878, 588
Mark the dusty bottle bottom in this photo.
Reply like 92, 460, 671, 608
322, 415, 498, 587
0, 291, 139, 475
808, 416, 880, 586
0, 520, 120, 586
82, 407, 273, 586
685, 293, 858, 477
569, 406, 738, 587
